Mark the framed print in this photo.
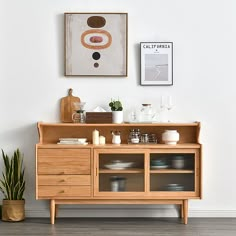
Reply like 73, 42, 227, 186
140, 42, 173, 86
65, 13, 128, 76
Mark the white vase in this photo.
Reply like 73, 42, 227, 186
162, 130, 180, 145
112, 111, 123, 124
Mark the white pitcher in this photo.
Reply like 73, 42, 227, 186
111, 131, 121, 144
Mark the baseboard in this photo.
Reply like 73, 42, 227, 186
25, 207, 236, 218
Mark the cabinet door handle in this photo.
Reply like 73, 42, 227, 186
59, 190, 65, 194
60, 179, 65, 182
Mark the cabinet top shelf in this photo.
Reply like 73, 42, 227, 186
38, 122, 200, 127
36, 143, 201, 149
37, 122, 201, 145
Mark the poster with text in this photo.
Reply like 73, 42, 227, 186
140, 42, 173, 85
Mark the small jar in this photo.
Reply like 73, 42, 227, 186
148, 133, 157, 143
110, 176, 126, 192
141, 133, 149, 143
128, 129, 140, 144
162, 130, 180, 145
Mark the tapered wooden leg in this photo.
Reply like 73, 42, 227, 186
50, 200, 55, 224
55, 204, 59, 218
180, 203, 184, 218
183, 199, 188, 224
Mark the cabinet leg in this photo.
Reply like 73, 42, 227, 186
180, 203, 184, 218
55, 204, 59, 218
50, 200, 55, 224
183, 200, 188, 224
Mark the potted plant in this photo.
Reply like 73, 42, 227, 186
0, 149, 25, 222
109, 99, 123, 124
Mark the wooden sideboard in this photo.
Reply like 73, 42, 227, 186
36, 122, 202, 224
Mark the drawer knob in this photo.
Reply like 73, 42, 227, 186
60, 179, 65, 182
59, 190, 65, 194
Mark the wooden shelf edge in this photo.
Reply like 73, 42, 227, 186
36, 143, 201, 148
150, 169, 194, 174
37, 122, 200, 127
99, 168, 144, 174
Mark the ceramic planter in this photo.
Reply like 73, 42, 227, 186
112, 111, 123, 124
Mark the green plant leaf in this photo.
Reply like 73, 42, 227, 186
0, 149, 25, 200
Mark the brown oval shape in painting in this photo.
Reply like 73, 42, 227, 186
87, 16, 106, 28
90, 36, 103, 43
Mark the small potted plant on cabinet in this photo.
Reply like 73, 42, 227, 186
109, 99, 123, 124
0, 149, 25, 222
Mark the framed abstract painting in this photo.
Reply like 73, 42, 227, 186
64, 13, 128, 76
140, 42, 173, 86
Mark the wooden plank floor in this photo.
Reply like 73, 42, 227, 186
0, 218, 236, 236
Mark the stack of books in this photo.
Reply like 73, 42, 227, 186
57, 138, 88, 145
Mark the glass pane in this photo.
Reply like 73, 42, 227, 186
150, 153, 195, 192
99, 173, 144, 192
98, 153, 144, 192
99, 154, 144, 170
150, 153, 194, 170
150, 173, 194, 191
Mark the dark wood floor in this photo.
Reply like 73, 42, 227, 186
0, 218, 236, 236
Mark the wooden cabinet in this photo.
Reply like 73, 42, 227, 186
36, 148, 92, 200
94, 148, 200, 198
36, 122, 202, 224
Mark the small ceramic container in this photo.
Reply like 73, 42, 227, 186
162, 130, 180, 145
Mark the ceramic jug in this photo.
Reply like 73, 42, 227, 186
111, 131, 121, 144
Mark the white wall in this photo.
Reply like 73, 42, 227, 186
0, 0, 235, 217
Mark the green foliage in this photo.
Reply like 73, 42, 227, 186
0, 149, 25, 200
109, 99, 123, 111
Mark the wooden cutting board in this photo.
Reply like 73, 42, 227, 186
60, 88, 80, 123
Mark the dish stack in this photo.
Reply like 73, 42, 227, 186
57, 138, 88, 145
104, 160, 134, 170
150, 159, 168, 169
165, 184, 184, 191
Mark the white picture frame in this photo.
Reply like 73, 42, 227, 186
140, 42, 173, 86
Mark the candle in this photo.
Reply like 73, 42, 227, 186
99, 136, 106, 145
92, 129, 99, 145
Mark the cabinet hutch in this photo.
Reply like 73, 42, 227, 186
36, 122, 202, 224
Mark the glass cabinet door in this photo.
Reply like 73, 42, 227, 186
94, 149, 146, 196
149, 149, 200, 197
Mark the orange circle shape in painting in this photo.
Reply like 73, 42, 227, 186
81, 29, 112, 50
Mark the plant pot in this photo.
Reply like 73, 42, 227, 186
2, 200, 25, 222
112, 111, 123, 124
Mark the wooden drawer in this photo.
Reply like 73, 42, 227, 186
37, 149, 91, 174
38, 175, 91, 186
38, 186, 91, 198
